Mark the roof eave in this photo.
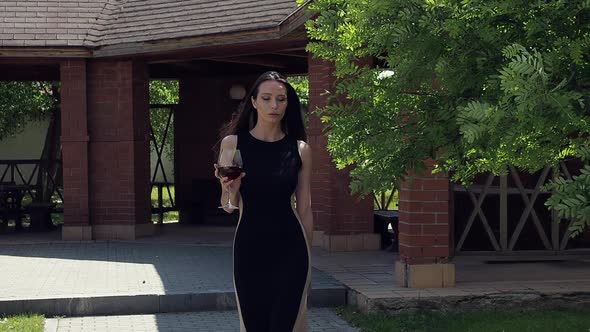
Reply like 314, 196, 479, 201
91, 26, 285, 58
92, 3, 311, 58
278, 0, 312, 37
0, 47, 92, 58
0, 3, 312, 60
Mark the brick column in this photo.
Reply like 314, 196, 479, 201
395, 160, 455, 288
86, 60, 153, 240
60, 59, 92, 240
308, 55, 378, 251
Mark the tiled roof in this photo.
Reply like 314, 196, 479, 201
0, 0, 110, 47
100, 0, 300, 46
0, 0, 302, 48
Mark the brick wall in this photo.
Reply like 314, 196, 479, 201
398, 160, 451, 264
307, 55, 373, 235
86, 60, 151, 227
60, 59, 90, 226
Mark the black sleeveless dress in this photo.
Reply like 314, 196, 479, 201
233, 131, 311, 332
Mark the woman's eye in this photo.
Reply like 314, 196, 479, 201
277, 98, 286, 102
262, 97, 270, 101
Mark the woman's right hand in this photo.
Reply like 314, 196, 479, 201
214, 164, 246, 193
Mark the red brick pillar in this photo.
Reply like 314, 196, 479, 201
86, 60, 153, 240
395, 160, 455, 287
308, 55, 378, 251
60, 59, 92, 240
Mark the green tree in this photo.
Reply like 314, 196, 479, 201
149, 80, 179, 160
289, 75, 309, 108
304, 0, 590, 235
0, 82, 56, 140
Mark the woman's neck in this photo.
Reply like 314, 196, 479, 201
250, 123, 284, 142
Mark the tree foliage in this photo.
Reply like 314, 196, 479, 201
288, 75, 309, 108
305, 0, 590, 235
149, 80, 179, 160
0, 82, 57, 140
149, 80, 179, 105
0, 80, 179, 165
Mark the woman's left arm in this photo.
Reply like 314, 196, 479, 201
295, 141, 313, 246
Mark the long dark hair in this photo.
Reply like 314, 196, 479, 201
216, 71, 307, 152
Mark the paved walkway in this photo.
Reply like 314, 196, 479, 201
312, 248, 590, 313
45, 308, 359, 332
0, 242, 340, 300
2, 224, 590, 330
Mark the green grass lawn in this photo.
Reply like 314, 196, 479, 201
151, 184, 175, 205
0, 314, 43, 332
339, 307, 590, 332
151, 184, 178, 222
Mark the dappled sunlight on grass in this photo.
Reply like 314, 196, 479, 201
338, 307, 590, 332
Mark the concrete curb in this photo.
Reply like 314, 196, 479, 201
348, 289, 590, 314
0, 287, 347, 317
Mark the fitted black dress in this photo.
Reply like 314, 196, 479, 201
233, 131, 311, 332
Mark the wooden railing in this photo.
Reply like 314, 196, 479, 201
151, 181, 175, 224
149, 104, 178, 224
0, 159, 63, 210
452, 162, 581, 253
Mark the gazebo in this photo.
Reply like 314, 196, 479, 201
2, 0, 586, 289
0, 0, 379, 248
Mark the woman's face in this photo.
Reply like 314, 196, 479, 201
251, 80, 288, 124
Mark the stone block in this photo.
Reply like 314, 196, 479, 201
362, 233, 380, 250
395, 261, 407, 287
136, 223, 155, 238
328, 235, 347, 251
347, 234, 364, 251
312, 230, 324, 247
309, 287, 346, 307
442, 263, 456, 287
92, 225, 135, 240
62, 225, 92, 241
322, 233, 381, 251
406, 263, 455, 288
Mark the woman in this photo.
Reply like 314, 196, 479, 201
214, 71, 313, 331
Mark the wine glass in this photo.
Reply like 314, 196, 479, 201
217, 149, 243, 210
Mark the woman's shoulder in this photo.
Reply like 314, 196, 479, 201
296, 140, 311, 161
220, 135, 238, 149
296, 139, 310, 149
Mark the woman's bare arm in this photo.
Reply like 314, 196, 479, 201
295, 140, 313, 246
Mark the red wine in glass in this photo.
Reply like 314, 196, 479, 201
218, 149, 243, 210
218, 166, 243, 180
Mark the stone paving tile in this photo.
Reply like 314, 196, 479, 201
424, 289, 472, 297
0, 243, 340, 300
45, 308, 360, 332
3, 231, 590, 317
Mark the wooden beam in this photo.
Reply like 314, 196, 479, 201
508, 166, 552, 250
456, 173, 497, 251
0, 65, 60, 81
0, 47, 90, 58
144, 41, 308, 65
270, 52, 308, 59
500, 175, 508, 250
149, 58, 307, 79
94, 27, 305, 58
207, 55, 291, 69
